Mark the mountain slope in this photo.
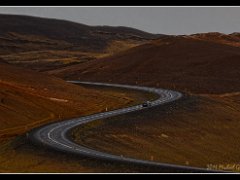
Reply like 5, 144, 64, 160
48, 35, 240, 94
187, 32, 240, 47
0, 14, 162, 71
0, 62, 148, 142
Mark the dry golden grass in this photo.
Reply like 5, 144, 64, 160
0, 135, 160, 173
0, 15, 155, 72
0, 63, 154, 172
0, 62, 152, 142
50, 35, 240, 95
0, 50, 101, 71
0, 40, 142, 72
71, 94, 240, 172
104, 40, 143, 56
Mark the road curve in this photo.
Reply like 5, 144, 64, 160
27, 81, 222, 173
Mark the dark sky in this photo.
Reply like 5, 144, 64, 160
0, 7, 240, 35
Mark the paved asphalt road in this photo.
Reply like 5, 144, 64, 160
28, 81, 224, 173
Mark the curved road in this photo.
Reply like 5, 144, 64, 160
28, 81, 222, 173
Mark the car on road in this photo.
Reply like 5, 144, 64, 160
142, 101, 152, 108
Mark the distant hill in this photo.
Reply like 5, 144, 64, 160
48, 34, 240, 94
186, 32, 240, 47
0, 14, 163, 71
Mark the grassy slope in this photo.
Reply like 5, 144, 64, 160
1, 17, 240, 171
49, 35, 240, 94
0, 62, 154, 172
0, 14, 160, 71
60, 34, 240, 172
71, 93, 240, 172
0, 61, 152, 141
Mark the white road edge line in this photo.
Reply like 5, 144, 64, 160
28, 81, 225, 173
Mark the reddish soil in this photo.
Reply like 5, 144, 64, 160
49, 34, 240, 94
0, 62, 149, 142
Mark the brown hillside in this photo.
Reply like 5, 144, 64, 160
188, 32, 240, 47
0, 62, 149, 142
49, 35, 240, 94
0, 14, 162, 71
71, 93, 240, 171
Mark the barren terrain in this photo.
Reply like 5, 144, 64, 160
0, 14, 162, 71
0, 14, 240, 172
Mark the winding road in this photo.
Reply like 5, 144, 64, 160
28, 81, 222, 173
